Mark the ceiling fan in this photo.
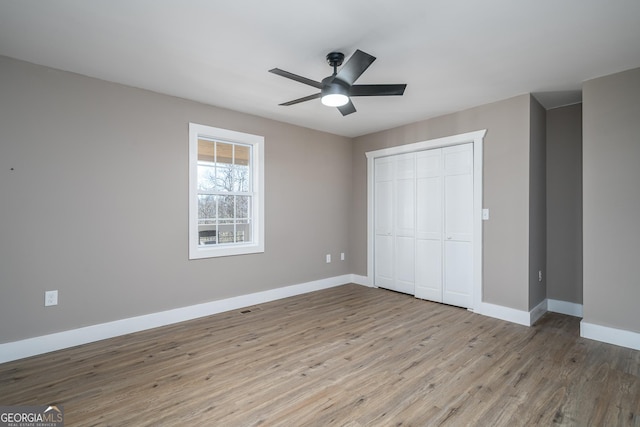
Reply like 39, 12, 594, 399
269, 49, 407, 116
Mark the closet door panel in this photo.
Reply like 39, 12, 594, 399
375, 180, 393, 235
444, 240, 473, 307
416, 149, 442, 241
393, 153, 415, 294
374, 157, 394, 289
442, 143, 473, 307
375, 234, 394, 288
395, 235, 416, 294
415, 239, 443, 302
395, 153, 415, 238
395, 178, 415, 237
444, 173, 473, 241
415, 149, 442, 301
395, 153, 415, 179
443, 144, 473, 174
416, 177, 441, 240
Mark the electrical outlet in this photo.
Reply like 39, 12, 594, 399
45, 290, 58, 306
326, 254, 331, 263
340, 252, 345, 261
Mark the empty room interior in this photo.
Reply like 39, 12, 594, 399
1, 1, 639, 425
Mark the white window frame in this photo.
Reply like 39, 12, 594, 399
189, 123, 264, 259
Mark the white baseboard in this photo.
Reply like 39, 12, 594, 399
0, 275, 355, 364
478, 299, 581, 327
350, 274, 372, 287
476, 302, 531, 326
547, 299, 583, 317
4, 274, 631, 363
581, 321, 640, 351
529, 299, 548, 325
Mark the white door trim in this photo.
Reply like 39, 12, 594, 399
366, 130, 486, 311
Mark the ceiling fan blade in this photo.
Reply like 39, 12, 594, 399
269, 68, 323, 89
337, 99, 357, 116
336, 49, 376, 85
349, 84, 407, 97
279, 93, 321, 106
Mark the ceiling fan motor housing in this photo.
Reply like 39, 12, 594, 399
321, 76, 349, 106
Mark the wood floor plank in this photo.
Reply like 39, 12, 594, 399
1, 284, 639, 426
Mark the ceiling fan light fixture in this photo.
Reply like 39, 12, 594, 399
321, 93, 349, 107
321, 81, 349, 107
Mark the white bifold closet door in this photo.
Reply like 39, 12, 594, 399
374, 143, 473, 308
374, 153, 415, 295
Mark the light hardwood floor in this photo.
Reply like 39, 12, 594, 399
1, 284, 639, 426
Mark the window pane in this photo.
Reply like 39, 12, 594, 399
235, 145, 250, 166
198, 195, 217, 246
218, 195, 235, 220
198, 227, 217, 245
216, 142, 234, 165
197, 164, 217, 191
213, 165, 233, 192
218, 225, 234, 244
236, 195, 250, 219
198, 195, 216, 224
237, 220, 251, 242
232, 164, 250, 192
198, 139, 215, 163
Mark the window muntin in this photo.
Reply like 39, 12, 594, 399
189, 123, 264, 259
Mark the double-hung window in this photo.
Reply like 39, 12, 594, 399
189, 123, 264, 259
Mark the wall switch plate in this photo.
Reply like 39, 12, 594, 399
45, 290, 58, 306
326, 254, 331, 263
538, 270, 543, 282
340, 252, 345, 261
482, 209, 490, 220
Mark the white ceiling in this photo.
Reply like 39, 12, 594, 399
1, 1, 639, 137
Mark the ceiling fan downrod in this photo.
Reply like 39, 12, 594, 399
326, 52, 344, 76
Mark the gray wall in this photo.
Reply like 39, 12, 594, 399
583, 67, 640, 332
0, 56, 353, 343
352, 95, 533, 311
546, 103, 582, 304
7, 51, 636, 345
528, 97, 547, 310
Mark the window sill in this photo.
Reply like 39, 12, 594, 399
189, 242, 264, 260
